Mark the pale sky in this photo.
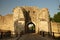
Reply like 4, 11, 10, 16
0, 0, 60, 17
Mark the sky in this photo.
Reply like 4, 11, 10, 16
0, 0, 60, 17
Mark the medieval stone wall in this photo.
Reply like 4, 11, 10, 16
51, 22, 60, 37
0, 14, 14, 34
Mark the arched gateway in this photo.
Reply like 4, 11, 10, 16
13, 6, 50, 35
27, 22, 35, 33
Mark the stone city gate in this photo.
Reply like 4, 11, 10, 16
13, 6, 50, 35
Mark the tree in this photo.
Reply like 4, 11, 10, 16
53, 12, 60, 22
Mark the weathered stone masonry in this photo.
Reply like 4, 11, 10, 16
13, 6, 50, 34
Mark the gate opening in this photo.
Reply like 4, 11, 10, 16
27, 22, 35, 33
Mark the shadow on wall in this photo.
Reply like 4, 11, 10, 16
21, 7, 32, 33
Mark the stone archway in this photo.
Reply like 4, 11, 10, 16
26, 22, 35, 33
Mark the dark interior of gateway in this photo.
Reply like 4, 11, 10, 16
27, 22, 35, 33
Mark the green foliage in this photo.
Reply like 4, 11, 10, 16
53, 12, 60, 22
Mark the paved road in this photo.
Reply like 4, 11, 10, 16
0, 33, 55, 40
18, 33, 54, 40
